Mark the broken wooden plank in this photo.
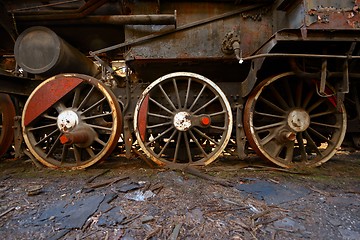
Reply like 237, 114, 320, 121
0, 207, 15, 218
86, 169, 110, 183
169, 223, 182, 240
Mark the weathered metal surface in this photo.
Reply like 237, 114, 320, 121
125, 2, 274, 61
0, 93, 15, 156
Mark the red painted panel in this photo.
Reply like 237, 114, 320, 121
138, 94, 149, 142
23, 76, 83, 126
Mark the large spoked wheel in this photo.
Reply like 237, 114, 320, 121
22, 74, 122, 169
0, 93, 15, 157
244, 72, 346, 168
134, 72, 233, 166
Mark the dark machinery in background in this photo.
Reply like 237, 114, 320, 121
0, 0, 359, 169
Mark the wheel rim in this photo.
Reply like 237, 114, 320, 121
244, 72, 346, 168
0, 94, 15, 157
134, 72, 233, 166
22, 74, 122, 169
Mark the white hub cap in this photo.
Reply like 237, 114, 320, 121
173, 111, 191, 131
287, 109, 310, 132
57, 109, 79, 132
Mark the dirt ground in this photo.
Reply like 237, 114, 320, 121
1, 149, 360, 240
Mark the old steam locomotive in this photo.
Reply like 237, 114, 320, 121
0, 0, 359, 169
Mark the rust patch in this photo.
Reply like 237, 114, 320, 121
308, 4, 360, 29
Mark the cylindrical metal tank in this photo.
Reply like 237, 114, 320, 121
14, 26, 98, 77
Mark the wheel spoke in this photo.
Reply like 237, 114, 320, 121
307, 126, 332, 143
269, 85, 289, 110
35, 128, 60, 146
259, 129, 278, 146
86, 147, 95, 157
82, 111, 112, 121
183, 132, 193, 163
60, 145, 69, 164
192, 127, 220, 146
254, 121, 285, 131
295, 80, 303, 107
148, 112, 172, 119
149, 97, 173, 115
307, 98, 327, 113
254, 111, 286, 119
173, 131, 182, 163
74, 146, 82, 165
209, 111, 226, 117
310, 110, 336, 118
147, 121, 172, 129
29, 123, 58, 131
95, 137, 107, 147
158, 84, 177, 111
146, 126, 175, 145
259, 97, 286, 114
86, 123, 112, 132
302, 89, 314, 108
188, 84, 206, 112
77, 85, 95, 110
284, 80, 295, 108
172, 78, 182, 109
188, 129, 208, 157
157, 129, 177, 157
192, 95, 219, 114
184, 78, 191, 109
82, 97, 106, 115
45, 133, 61, 158
310, 121, 340, 129
296, 133, 308, 161
303, 130, 323, 156
72, 87, 81, 108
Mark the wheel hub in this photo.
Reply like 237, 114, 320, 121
287, 109, 310, 132
173, 111, 192, 131
57, 109, 79, 132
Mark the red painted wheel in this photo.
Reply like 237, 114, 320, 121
0, 94, 15, 157
22, 74, 122, 169
244, 72, 346, 168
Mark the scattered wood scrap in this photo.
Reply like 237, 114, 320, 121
174, 165, 234, 187
0, 207, 15, 218
86, 169, 110, 183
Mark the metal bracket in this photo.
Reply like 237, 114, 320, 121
235, 104, 247, 159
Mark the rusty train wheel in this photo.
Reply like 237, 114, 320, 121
134, 72, 233, 166
22, 74, 122, 169
244, 72, 346, 168
0, 94, 15, 157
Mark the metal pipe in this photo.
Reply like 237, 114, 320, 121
18, 14, 177, 26
14, 26, 98, 77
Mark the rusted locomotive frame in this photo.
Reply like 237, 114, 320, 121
0, 0, 360, 170
90, 4, 266, 56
